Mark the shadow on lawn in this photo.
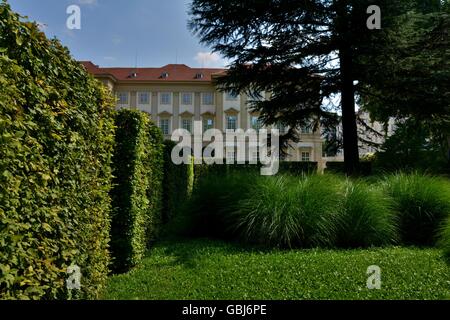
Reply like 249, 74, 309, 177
145, 236, 446, 270
147, 237, 274, 268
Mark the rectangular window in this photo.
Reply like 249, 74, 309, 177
226, 115, 237, 130
159, 119, 170, 135
203, 118, 214, 131
138, 92, 150, 105
251, 116, 262, 131
202, 92, 214, 105
117, 92, 129, 105
181, 92, 193, 105
160, 92, 172, 105
225, 92, 238, 101
181, 118, 192, 132
301, 152, 310, 162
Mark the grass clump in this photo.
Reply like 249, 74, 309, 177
438, 216, 450, 259
179, 172, 258, 239
336, 181, 398, 248
382, 173, 450, 245
231, 174, 343, 248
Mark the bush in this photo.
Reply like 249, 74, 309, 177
193, 161, 317, 186
183, 172, 258, 239
279, 162, 318, 175
382, 173, 450, 245
230, 174, 343, 248
0, 3, 115, 299
162, 140, 194, 223
438, 217, 450, 259
110, 110, 164, 273
325, 161, 372, 176
336, 181, 398, 248
374, 119, 448, 174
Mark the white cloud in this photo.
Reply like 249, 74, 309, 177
194, 52, 228, 68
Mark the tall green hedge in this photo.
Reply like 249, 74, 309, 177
110, 110, 164, 273
0, 3, 115, 299
162, 140, 194, 223
325, 161, 373, 176
193, 161, 318, 185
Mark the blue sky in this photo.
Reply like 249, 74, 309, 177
8, 0, 228, 68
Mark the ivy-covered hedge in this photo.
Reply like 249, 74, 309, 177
110, 110, 164, 273
0, 3, 115, 299
162, 141, 194, 223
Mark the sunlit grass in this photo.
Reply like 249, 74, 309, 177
103, 239, 450, 300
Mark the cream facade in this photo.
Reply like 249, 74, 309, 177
82, 62, 324, 169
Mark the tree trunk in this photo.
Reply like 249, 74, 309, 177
339, 47, 360, 176
336, 1, 360, 176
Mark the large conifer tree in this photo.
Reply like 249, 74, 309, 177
188, 0, 445, 174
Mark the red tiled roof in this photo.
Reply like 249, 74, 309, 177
80, 61, 226, 82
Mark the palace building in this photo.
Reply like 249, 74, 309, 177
81, 61, 324, 168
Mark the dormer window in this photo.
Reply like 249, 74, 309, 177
195, 73, 204, 79
129, 72, 138, 78
161, 72, 169, 79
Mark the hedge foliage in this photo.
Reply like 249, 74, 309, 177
110, 110, 164, 273
0, 3, 115, 299
325, 161, 373, 176
193, 161, 318, 186
162, 140, 194, 223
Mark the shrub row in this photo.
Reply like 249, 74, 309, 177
0, 3, 115, 299
110, 110, 164, 273
180, 172, 450, 249
193, 161, 318, 187
325, 161, 373, 176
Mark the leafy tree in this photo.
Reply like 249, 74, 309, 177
360, 1, 450, 166
375, 119, 448, 173
189, 0, 450, 174
189, 0, 416, 175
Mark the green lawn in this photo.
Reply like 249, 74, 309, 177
103, 239, 450, 300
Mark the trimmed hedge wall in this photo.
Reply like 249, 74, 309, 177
279, 162, 318, 175
325, 161, 373, 176
0, 3, 115, 299
110, 110, 164, 273
193, 161, 318, 185
162, 141, 194, 223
